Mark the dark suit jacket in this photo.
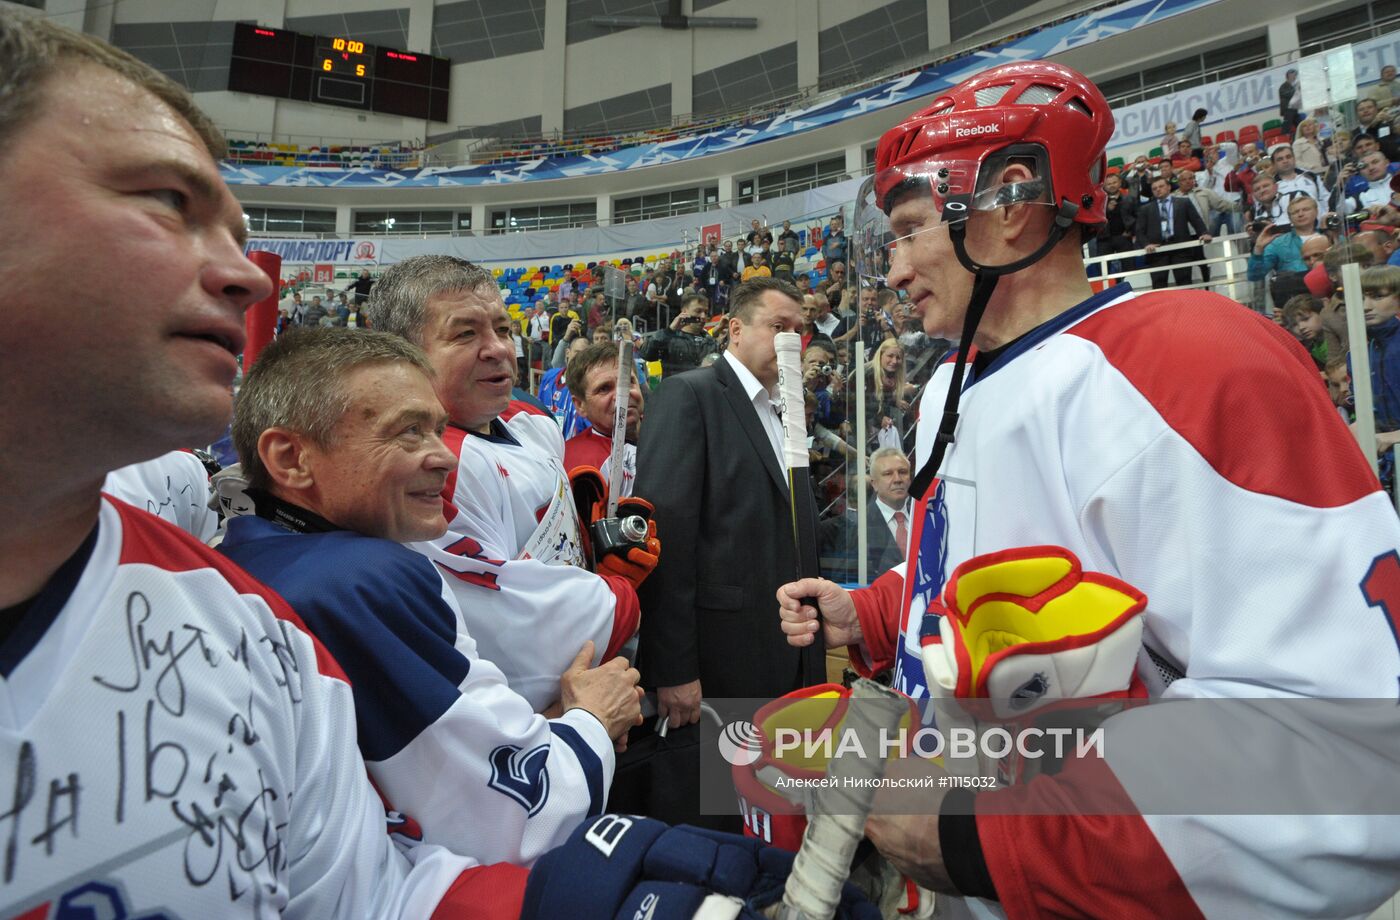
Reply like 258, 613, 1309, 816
1135, 195, 1207, 247
862, 501, 906, 580
817, 500, 905, 584
635, 355, 826, 699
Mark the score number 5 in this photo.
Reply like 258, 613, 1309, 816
322, 58, 367, 77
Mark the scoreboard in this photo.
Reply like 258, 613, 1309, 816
228, 22, 450, 122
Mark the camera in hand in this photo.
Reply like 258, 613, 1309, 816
591, 514, 649, 561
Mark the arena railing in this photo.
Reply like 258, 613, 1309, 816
1100, 14, 1399, 112
242, 164, 873, 241
1081, 231, 1257, 304
1299, 11, 1400, 58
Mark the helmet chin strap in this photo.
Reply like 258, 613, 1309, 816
908, 196, 1079, 500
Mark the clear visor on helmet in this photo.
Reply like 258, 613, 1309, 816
851, 151, 1055, 286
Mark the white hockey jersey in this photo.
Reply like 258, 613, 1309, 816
411, 403, 639, 711
104, 450, 219, 542
849, 285, 1400, 919
0, 496, 528, 919
219, 514, 613, 866
563, 426, 637, 499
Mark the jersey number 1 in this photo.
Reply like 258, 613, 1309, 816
1361, 551, 1400, 662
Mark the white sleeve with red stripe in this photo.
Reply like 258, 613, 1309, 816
415, 405, 638, 711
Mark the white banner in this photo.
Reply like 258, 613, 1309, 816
244, 238, 380, 264
246, 178, 861, 271
1108, 31, 1400, 150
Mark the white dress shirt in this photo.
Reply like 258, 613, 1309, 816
724, 350, 786, 473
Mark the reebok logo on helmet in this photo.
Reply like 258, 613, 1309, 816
955, 123, 1000, 139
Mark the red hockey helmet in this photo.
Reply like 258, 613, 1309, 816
874, 60, 1113, 224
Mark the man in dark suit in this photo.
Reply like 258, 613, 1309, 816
637, 276, 826, 708
819, 447, 909, 583
628, 277, 825, 827
861, 447, 911, 579
1136, 175, 1212, 289
1094, 172, 1137, 277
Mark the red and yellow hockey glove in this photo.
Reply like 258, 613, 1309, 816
919, 546, 1147, 718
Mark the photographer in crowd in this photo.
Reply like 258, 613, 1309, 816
639, 292, 717, 377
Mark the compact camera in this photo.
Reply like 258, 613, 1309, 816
591, 514, 650, 560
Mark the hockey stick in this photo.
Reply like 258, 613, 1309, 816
773, 331, 821, 593
766, 678, 909, 920
769, 334, 909, 919
605, 338, 635, 517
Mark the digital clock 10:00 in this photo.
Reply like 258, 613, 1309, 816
321, 37, 370, 78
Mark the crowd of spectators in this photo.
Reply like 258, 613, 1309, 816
277, 267, 377, 331
1081, 69, 1400, 496
451, 214, 954, 585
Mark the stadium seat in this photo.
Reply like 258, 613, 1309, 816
1262, 118, 1283, 132
1214, 129, 1236, 144
1149, 147, 1163, 158
1107, 156, 1124, 168
1237, 125, 1261, 145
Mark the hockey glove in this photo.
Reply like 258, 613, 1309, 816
210, 462, 256, 520
919, 545, 1147, 717
521, 814, 879, 920
569, 465, 608, 520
